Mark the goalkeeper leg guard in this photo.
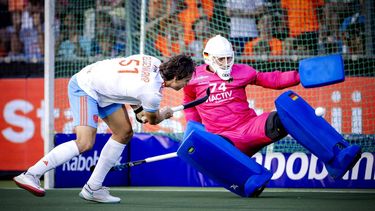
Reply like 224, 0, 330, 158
275, 90, 361, 179
178, 121, 273, 197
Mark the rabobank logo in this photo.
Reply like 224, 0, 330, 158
252, 152, 374, 182
61, 151, 122, 172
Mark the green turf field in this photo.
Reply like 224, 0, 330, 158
1, 181, 374, 211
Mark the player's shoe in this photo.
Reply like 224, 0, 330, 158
79, 184, 121, 203
13, 172, 45, 197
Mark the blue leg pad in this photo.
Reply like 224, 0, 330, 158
275, 91, 361, 179
325, 145, 362, 179
178, 121, 273, 197
182, 120, 206, 141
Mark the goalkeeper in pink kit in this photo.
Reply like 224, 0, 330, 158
181, 35, 361, 197
184, 35, 299, 156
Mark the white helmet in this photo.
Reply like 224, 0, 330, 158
203, 35, 234, 80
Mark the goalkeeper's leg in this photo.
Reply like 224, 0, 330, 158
275, 90, 361, 179
178, 121, 273, 197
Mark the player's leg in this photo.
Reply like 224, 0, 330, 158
80, 104, 131, 203
178, 121, 273, 197
13, 75, 97, 197
229, 112, 286, 157
265, 111, 288, 141
275, 90, 361, 179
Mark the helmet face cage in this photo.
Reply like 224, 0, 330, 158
203, 35, 234, 81
209, 54, 234, 80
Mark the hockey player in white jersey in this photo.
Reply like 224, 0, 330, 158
13, 54, 196, 203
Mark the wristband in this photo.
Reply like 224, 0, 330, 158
134, 106, 144, 123
133, 106, 143, 114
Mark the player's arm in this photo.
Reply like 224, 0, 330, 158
254, 70, 300, 90
137, 89, 174, 125
183, 85, 202, 123
143, 107, 173, 125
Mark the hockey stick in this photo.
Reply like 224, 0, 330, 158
171, 87, 210, 112
140, 87, 210, 122
90, 88, 210, 172
90, 152, 178, 172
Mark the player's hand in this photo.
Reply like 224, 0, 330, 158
159, 107, 173, 120
137, 111, 149, 124
133, 106, 147, 124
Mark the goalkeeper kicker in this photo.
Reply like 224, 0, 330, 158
179, 35, 361, 197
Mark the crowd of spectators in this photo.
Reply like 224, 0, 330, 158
0, 0, 369, 63
0, 0, 44, 61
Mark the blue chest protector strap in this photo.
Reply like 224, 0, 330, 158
177, 121, 273, 197
275, 90, 361, 179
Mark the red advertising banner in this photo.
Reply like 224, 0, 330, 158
1, 77, 374, 170
0, 79, 44, 170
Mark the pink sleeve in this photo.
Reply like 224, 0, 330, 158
183, 85, 202, 123
254, 70, 300, 89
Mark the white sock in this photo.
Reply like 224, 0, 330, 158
87, 138, 125, 190
27, 141, 79, 178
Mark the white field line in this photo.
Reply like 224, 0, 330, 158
3, 186, 375, 194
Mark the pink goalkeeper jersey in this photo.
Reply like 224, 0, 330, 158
183, 64, 300, 155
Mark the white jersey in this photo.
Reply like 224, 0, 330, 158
76, 54, 164, 112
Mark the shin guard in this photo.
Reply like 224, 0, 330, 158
275, 90, 361, 179
178, 121, 273, 197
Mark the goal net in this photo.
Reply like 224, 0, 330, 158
51, 0, 374, 153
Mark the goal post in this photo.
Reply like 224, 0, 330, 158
44, 0, 56, 189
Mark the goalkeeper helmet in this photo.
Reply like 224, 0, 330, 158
203, 35, 234, 80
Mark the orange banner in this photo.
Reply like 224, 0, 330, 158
0, 79, 44, 170
1, 77, 374, 170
